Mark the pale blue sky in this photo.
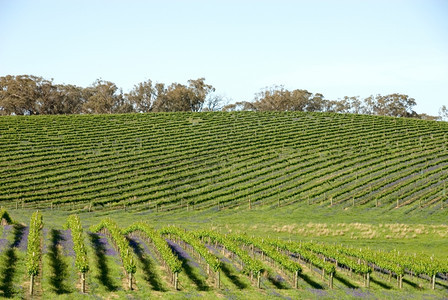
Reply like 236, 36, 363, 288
1, 0, 447, 115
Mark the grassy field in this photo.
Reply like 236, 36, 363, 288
0, 206, 447, 299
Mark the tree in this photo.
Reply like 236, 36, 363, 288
363, 94, 417, 117
152, 78, 215, 112
250, 85, 323, 112
83, 79, 132, 114
0, 75, 87, 115
126, 79, 156, 113
0, 75, 41, 115
222, 101, 251, 111
54, 84, 85, 114
186, 78, 215, 112
202, 94, 227, 112
439, 105, 448, 121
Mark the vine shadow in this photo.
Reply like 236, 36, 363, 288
220, 261, 247, 289
334, 273, 358, 289
267, 274, 289, 289
298, 272, 324, 289
127, 237, 166, 291
47, 229, 71, 294
370, 276, 392, 289
167, 241, 209, 291
0, 224, 26, 298
89, 233, 118, 292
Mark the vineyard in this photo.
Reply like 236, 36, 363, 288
0, 210, 447, 299
1, 112, 448, 298
0, 111, 447, 212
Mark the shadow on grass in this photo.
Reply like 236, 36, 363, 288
89, 233, 118, 292
220, 261, 247, 289
48, 229, 71, 294
436, 280, 448, 289
266, 272, 289, 290
403, 277, 420, 289
334, 273, 358, 289
127, 237, 166, 291
370, 276, 392, 289
11, 224, 26, 248
0, 224, 26, 298
0, 248, 18, 298
168, 242, 209, 291
298, 272, 324, 289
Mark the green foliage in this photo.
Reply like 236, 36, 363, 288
0, 208, 14, 224
265, 238, 336, 274
160, 225, 221, 271
229, 234, 302, 273
26, 211, 43, 276
65, 214, 89, 274
90, 218, 136, 274
301, 241, 371, 275
123, 222, 182, 273
194, 230, 264, 274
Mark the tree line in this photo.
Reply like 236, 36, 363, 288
0, 75, 216, 115
0, 74, 445, 120
223, 85, 442, 120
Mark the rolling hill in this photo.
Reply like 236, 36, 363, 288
1, 111, 447, 213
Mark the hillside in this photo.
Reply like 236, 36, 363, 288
1, 111, 447, 213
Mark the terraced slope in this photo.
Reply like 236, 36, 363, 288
0, 111, 447, 212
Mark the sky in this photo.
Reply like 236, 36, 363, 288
0, 0, 447, 116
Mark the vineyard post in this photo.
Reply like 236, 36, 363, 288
128, 272, 133, 290
366, 273, 370, 288
257, 271, 261, 288
174, 272, 179, 290
81, 272, 86, 293
30, 274, 34, 296
352, 197, 355, 207
216, 270, 220, 289
398, 274, 403, 289
443, 184, 446, 210
329, 272, 334, 289
294, 270, 298, 288
432, 274, 435, 290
